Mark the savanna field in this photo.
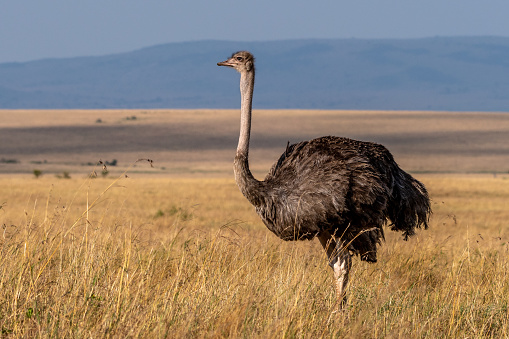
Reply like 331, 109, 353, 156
1, 110, 508, 337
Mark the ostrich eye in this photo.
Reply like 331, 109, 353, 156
236, 57, 243, 61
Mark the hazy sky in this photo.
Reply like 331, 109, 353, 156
1, 0, 508, 63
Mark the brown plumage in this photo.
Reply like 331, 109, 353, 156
218, 51, 431, 305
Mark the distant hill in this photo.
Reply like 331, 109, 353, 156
1, 37, 509, 111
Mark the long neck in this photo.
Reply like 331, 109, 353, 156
237, 70, 254, 157
234, 69, 265, 206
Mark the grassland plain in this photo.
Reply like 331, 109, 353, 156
0, 171, 508, 337
1, 109, 509, 175
1, 109, 509, 337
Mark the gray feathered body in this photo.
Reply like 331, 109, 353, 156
234, 135, 431, 262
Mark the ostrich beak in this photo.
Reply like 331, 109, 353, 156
217, 59, 234, 67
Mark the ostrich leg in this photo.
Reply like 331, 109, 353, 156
317, 232, 352, 305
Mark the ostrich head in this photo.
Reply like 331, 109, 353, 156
217, 51, 255, 73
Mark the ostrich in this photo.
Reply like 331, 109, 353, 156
217, 51, 431, 304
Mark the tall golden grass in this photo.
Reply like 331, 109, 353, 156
1, 171, 508, 337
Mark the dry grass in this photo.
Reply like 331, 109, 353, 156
1, 170, 508, 337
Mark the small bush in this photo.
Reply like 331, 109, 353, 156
33, 169, 42, 178
153, 205, 193, 221
154, 209, 165, 218
105, 159, 117, 166
56, 171, 71, 179
1, 158, 19, 164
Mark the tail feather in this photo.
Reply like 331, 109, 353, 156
388, 169, 431, 240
